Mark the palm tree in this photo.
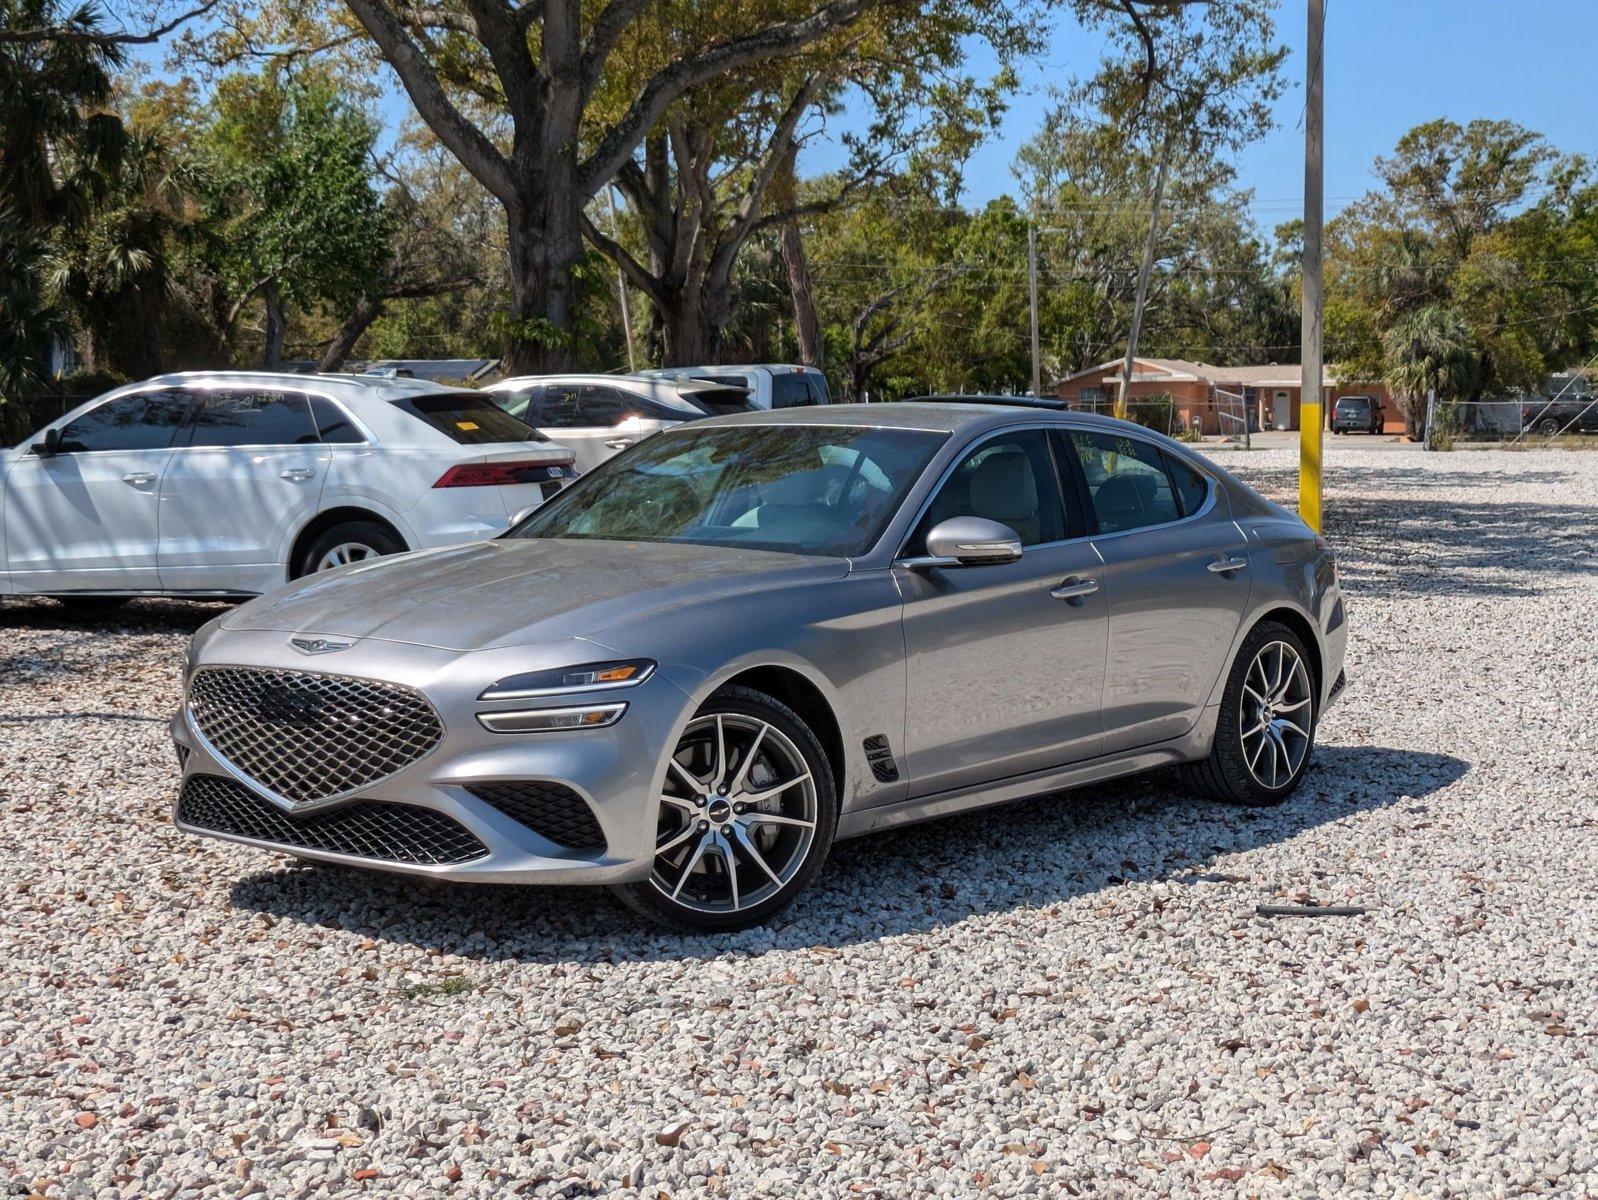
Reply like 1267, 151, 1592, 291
1, 0, 129, 421
1381, 304, 1481, 440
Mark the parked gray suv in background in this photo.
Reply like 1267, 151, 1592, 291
172, 403, 1346, 930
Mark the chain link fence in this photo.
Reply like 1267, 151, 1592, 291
1423, 394, 1598, 447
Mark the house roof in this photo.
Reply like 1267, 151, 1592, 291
1056, 357, 1343, 390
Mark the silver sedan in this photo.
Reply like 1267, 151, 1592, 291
171, 403, 1346, 931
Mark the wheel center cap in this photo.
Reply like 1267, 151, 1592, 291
707, 797, 732, 823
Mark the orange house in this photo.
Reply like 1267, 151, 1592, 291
1053, 357, 1401, 434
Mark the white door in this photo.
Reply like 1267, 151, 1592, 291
533, 383, 667, 472
157, 388, 330, 593
1272, 390, 1292, 430
2, 389, 191, 592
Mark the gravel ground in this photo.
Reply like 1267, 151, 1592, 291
2, 446, 1595, 1199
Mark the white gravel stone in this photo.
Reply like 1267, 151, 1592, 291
1, 445, 1595, 1198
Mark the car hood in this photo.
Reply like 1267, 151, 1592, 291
220, 538, 848, 651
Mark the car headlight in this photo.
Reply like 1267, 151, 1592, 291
477, 659, 656, 701
477, 703, 628, 734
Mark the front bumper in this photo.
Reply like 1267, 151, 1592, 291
170, 631, 691, 885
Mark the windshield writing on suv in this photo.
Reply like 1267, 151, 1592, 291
509, 424, 945, 557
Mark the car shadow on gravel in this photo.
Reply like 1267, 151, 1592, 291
226, 744, 1468, 960
0, 595, 230, 635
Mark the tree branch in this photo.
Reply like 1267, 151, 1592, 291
343, 0, 517, 204
577, 0, 876, 200
0, 0, 220, 45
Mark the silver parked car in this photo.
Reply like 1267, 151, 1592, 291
171, 403, 1346, 931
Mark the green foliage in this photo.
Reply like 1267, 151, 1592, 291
197, 72, 390, 344
1328, 117, 1595, 413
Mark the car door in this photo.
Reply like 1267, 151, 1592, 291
894, 427, 1108, 799
530, 384, 644, 472
157, 388, 330, 593
2, 388, 192, 592
1064, 428, 1251, 754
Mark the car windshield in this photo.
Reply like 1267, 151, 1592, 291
509, 424, 946, 557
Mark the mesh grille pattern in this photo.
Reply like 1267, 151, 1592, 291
188, 667, 443, 805
467, 781, 607, 852
178, 774, 488, 865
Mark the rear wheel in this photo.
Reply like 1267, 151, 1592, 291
293, 520, 405, 579
613, 686, 838, 932
1536, 417, 1560, 436
1181, 621, 1317, 806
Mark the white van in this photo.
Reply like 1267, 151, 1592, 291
636, 364, 831, 410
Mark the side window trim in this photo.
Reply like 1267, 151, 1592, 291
1049, 428, 1096, 539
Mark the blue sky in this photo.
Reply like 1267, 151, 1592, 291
804, 0, 1598, 230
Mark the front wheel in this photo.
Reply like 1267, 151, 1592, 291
612, 686, 838, 932
1181, 621, 1318, 806
293, 520, 405, 580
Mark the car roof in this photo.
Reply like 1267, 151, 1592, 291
138, 370, 470, 405
634, 364, 823, 377
691, 401, 1157, 436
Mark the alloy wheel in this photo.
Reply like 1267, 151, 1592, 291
649, 712, 818, 915
316, 542, 379, 571
1239, 640, 1313, 789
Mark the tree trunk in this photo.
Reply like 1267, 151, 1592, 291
657, 285, 716, 366
772, 150, 822, 367
320, 295, 385, 372
502, 191, 583, 375
262, 282, 287, 370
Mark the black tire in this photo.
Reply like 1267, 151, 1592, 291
612, 685, 839, 932
1180, 620, 1318, 807
1536, 418, 1560, 436
292, 520, 405, 579
51, 595, 131, 616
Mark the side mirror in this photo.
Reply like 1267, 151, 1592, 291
916, 516, 1023, 567
32, 428, 61, 457
508, 505, 538, 528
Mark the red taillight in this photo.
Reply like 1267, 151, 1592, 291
433, 459, 571, 488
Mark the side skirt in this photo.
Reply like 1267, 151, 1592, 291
836, 703, 1220, 841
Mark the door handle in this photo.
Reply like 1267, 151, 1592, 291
1207, 556, 1249, 575
1050, 577, 1100, 603
280, 467, 316, 482
121, 471, 157, 486
602, 438, 634, 450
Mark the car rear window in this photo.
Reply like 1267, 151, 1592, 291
681, 386, 755, 416
390, 393, 546, 444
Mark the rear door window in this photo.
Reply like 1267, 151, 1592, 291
187, 390, 320, 447
55, 389, 194, 453
310, 396, 366, 443
1164, 453, 1210, 516
390, 393, 544, 443
1068, 430, 1182, 533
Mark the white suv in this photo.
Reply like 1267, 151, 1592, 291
0, 371, 573, 607
634, 364, 831, 410
484, 374, 751, 473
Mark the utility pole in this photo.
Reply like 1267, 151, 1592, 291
1117, 137, 1173, 422
1299, 0, 1325, 532
1028, 225, 1041, 396
606, 186, 638, 372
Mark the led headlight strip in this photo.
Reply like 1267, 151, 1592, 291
478, 659, 656, 701
477, 703, 627, 734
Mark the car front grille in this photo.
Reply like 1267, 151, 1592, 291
466, 781, 607, 852
187, 667, 443, 805
178, 774, 488, 866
